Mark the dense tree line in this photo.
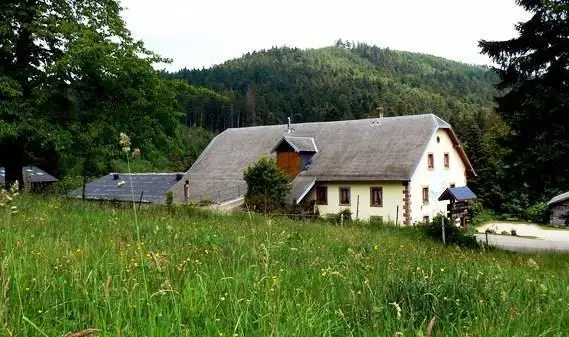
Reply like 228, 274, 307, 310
171, 44, 498, 129
480, 0, 569, 215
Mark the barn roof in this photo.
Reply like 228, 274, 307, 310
170, 114, 475, 204
0, 166, 58, 184
548, 191, 569, 206
68, 173, 184, 204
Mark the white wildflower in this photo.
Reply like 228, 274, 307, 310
390, 302, 402, 320
119, 132, 131, 152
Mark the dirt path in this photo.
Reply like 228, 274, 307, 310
477, 222, 569, 242
475, 222, 569, 253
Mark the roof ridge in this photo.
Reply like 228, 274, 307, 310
108, 172, 185, 176
284, 135, 315, 139
225, 113, 441, 131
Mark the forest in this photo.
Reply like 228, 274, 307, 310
2, 0, 568, 218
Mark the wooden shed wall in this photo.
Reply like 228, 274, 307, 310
550, 200, 569, 227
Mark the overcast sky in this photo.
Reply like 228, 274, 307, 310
120, 0, 529, 71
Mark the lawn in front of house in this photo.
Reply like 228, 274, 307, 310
1, 196, 569, 336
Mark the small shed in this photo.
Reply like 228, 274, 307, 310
0, 166, 58, 191
548, 192, 569, 227
438, 186, 477, 226
438, 186, 477, 203
68, 172, 185, 204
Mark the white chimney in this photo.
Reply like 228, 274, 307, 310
287, 117, 292, 133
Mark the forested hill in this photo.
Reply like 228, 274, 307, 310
170, 42, 498, 130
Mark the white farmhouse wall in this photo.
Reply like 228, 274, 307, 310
313, 182, 405, 222
409, 129, 467, 224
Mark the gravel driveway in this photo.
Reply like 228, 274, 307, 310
476, 223, 569, 253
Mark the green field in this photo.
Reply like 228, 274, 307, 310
1, 197, 568, 337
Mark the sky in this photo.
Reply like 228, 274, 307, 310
120, 0, 530, 71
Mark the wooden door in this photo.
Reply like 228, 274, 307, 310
277, 152, 301, 178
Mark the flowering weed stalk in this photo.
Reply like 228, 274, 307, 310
119, 132, 149, 300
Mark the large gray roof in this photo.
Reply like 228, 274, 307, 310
0, 166, 58, 184
170, 114, 474, 204
68, 173, 184, 204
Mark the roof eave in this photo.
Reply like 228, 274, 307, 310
441, 128, 477, 177
296, 178, 316, 204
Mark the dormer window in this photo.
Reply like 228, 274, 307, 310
271, 136, 318, 178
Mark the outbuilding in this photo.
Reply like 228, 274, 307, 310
0, 166, 58, 191
548, 192, 569, 227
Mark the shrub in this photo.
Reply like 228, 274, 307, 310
524, 202, 549, 224
166, 191, 173, 207
197, 198, 214, 207
423, 214, 480, 248
468, 200, 495, 226
326, 208, 353, 225
243, 157, 291, 213
339, 208, 352, 221
244, 195, 283, 214
44, 175, 84, 195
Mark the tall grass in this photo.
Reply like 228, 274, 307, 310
1, 196, 569, 336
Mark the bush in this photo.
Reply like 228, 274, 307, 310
166, 191, 173, 207
197, 198, 214, 207
244, 195, 283, 214
423, 214, 480, 248
243, 157, 291, 213
326, 208, 353, 225
524, 202, 549, 224
44, 175, 84, 195
468, 200, 495, 226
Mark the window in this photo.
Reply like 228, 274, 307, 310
428, 153, 434, 169
370, 187, 383, 207
422, 187, 429, 205
339, 187, 351, 205
370, 216, 383, 225
423, 216, 430, 224
444, 153, 450, 169
316, 186, 327, 205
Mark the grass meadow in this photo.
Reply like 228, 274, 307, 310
1, 196, 569, 336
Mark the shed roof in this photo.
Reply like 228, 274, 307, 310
68, 173, 184, 204
438, 186, 477, 202
548, 191, 569, 206
170, 114, 475, 204
291, 176, 316, 204
0, 166, 58, 184
272, 136, 318, 153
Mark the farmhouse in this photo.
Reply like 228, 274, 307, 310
548, 191, 569, 227
170, 114, 476, 224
